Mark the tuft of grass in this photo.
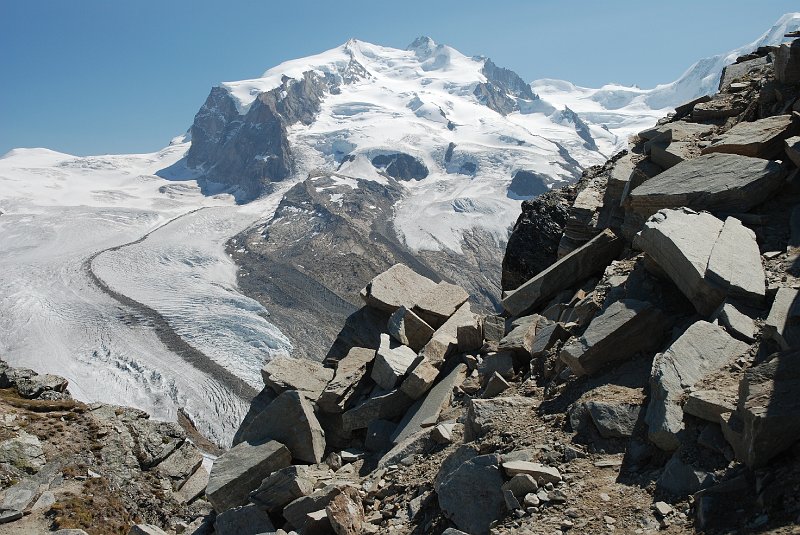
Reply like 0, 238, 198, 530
48, 478, 134, 535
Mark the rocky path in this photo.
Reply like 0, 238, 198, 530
83, 208, 258, 404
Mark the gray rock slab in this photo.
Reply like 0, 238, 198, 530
0, 509, 23, 524
371, 333, 418, 390
360, 263, 437, 313
502, 229, 624, 316
174, 464, 209, 504
737, 350, 800, 468
646, 321, 748, 451
785, 135, 800, 167
157, 440, 203, 489
241, 390, 326, 464
502, 474, 538, 497
497, 315, 539, 356
702, 115, 794, 159
764, 287, 800, 351
684, 389, 736, 423
391, 363, 467, 445
317, 346, 374, 414
412, 281, 470, 328
706, 217, 765, 305
482, 315, 506, 342
388, 306, 434, 352
261, 355, 334, 401
482, 372, 510, 398
437, 454, 506, 535
719, 56, 768, 90
1, 477, 39, 512
559, 299, 668, 376
399, 357, 440, 400
214, 504, 275, 535
420, 302, 478, 365
657, 454, 715, 496
530, 321, 570, 359
628, 153, 785, 219
713, 301, 757, 342
775, 41, 800, 84
283, 485, 340, 531
250, 465, 315, 512
206, 439, 291, 512
128, 526, 169, 535
634, 208, 726, 316
0, 431, 45, 472
341, 388, 413, 433
476, 352, 515, 381
585, 399, 641, 439
501, 461, 561, 483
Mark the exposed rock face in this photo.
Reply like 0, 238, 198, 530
502, 187, 572, 291
701, 114, 796, 159
187, 71, 332, 201
371, 153, 429, 181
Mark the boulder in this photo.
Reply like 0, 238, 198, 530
702, 115, 795, 159
206, 440, 291, 512
437, 454, 506, 535
341, 388, 413, 432
359, 263, 437, 313
261, 355, 334, 401
785, 135, 800, 167
214, 504, 275, 535
501, 461, 561, 484
391, 363, 467, 445
645, 321, 748, 451
705, 217, 765, 306
325, 486, 364, 535
763, 287, 800, 351
774, 40, 800, 84
476, 352, 515, 380
634, 208, 726, 316
692, 97, 747, 120
719, 55, 768, 90
412, 281, 470, 328
232, 387, 277, 446
502, 229, 624, 316
529, 321, 570, 359
684, 388, 737, 423
247, 390, 326, 463
317, 346, 374, 414
250, 465, 315, 512
420, 302, 479, 365
585, 399, 641, 439
127, 419, 185, 470
497, 315, 539, 356
713, 301, 757, 342
128, 526, 169, 535
283, 485, 341, 531
483, 315, 506, 342
388, 306, 434, 351
400, 357, 439, 400
559, 299, 668, 376
657, 454, 715, 495
736, 350, 800, 468
627, 154, 785, 220
0, 431, 46, 472
482, 372, 510, 398
502, 474, 538, 498
371, 333, 418, 390
157, 441, 203, 490
174, 465, 209, 504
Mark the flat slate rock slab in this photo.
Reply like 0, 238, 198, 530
702, 114, 795, 159
627, 153, 785, 219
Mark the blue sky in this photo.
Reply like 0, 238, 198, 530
1, 1, 797, 156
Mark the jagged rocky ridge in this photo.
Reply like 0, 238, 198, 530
5, 29, 800, 535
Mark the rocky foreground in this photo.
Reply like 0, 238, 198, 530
4, 34, 800, 535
